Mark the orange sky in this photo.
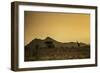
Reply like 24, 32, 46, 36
24, 11, 90, 45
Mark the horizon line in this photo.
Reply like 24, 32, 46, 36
25, 37, 90, 46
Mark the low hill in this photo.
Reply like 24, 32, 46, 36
24, 37, 90, 61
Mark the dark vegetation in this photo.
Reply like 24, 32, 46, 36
24, 37, 90, 61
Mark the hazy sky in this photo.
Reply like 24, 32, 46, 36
24, 11, 90, 45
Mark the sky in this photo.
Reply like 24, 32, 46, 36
24, 11, 90, 45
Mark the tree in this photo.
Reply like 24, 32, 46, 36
76, 41, 80, 47
45, 41, 55, 48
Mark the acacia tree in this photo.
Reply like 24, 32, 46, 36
45, 41, 55, 48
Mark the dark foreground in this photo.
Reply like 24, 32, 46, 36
24, 46, 90, 61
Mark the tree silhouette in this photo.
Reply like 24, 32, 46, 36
76, 41, 80, 47
32, 45, 38, 56
45, 41, 55, 48
33, 44, 39, 60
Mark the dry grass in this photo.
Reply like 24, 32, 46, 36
25, 46, 90, 61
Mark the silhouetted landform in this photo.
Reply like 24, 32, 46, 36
24, 37, 90, 61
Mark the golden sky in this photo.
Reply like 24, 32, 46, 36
24, 11, 90, 45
